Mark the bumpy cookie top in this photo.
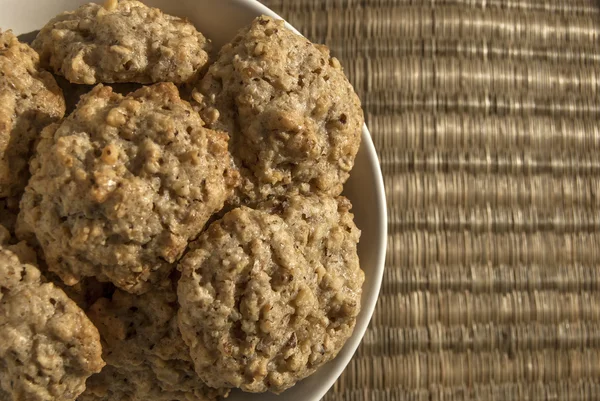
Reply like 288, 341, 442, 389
262, 194, 363, 339
0, 30, 65, 197
79, 280, 227, 401
18, 83, 238, 294
177, 206, 359, 393
192, 16, 363, 204
32, 0, 211, 85
0, 248, 104, 401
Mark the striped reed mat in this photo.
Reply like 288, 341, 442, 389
260, 1, 600, 400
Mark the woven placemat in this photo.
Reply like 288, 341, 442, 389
260, 1, 600, 400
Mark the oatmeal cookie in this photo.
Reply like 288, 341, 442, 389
0, 30, 65, 198
80, 363, 226, 401
79, 279, 227, 401
54, 74, 143, 114
192, 16, 363, 204
178, 207, 355, 393
18, 83, 238, 294
0, 248, 104, 401
262, 193, 363, 340
33, 0, 211, 85
2, 197, 113, 308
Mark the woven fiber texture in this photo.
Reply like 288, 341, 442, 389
260, 1, 600, 400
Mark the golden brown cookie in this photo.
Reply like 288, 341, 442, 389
0, 30, 65, 198
18, 83, 238, 294
178, 205, 361, 393
0, 248, 104, 401
192, 16, 363, 205
33, 0, 211, 85
261, 193, 363, 339
79, 280, 227, 401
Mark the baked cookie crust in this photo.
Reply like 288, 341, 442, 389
79, 280, 227, 401
18, 83, 238, 294
0, 248, 104, 401
192, 16, 363, 205
178, 204, 362, 393
33, 0, 211, 85
0, 30, 65, 198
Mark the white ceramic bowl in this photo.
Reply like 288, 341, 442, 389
1, 1, 387, 400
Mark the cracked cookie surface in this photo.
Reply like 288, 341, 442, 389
33, 0, 211, 85
79, 280, 228, 401
0, 30, 65, 198
178, 205, 362, 393
192, 16, 363, 205
0, 248, 104, 401
18, 83, 238, 294
260, 193, 363, 341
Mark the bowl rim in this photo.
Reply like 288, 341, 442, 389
235, 1, 388, 399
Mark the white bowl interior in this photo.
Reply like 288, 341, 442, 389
0, 1, 387, 400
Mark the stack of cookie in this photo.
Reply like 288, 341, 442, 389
0, 1, 364, 400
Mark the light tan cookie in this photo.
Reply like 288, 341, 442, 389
177, 207, 357, 393
33, 0, 211, 85
1, 200, 113, 309
18, 83, 238, 294
79, 279, 227, 401
261, 193, 363, 341
192, 16, 363, 205
0, 30, 65, 198
0, 248, 104, 401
